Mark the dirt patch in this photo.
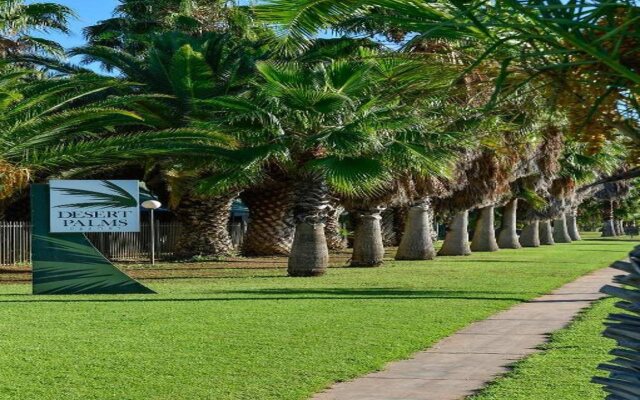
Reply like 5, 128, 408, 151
0, 248, 399, 283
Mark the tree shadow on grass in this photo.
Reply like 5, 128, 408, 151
439, 259, 583, 264
136, 274, 286, 281
0, 287, 533, 303
580, 238, 640, 243
570, 249, 630, 252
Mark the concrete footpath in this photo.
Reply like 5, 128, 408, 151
313, 267, 618, 400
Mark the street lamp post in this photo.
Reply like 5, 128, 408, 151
141, 200, 162, 265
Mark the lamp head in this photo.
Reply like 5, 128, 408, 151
141, 200, 162, 210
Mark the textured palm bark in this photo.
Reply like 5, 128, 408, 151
602, 220, 617, 236
471, 206, 499, 252
175, 193, 237, 258
602, 200, 617, 237
393, 206, 409, 245
350, 207, 385, 267
288, 173, 330, 277
241, 182, 294, 256
428, 206, 438, 243
552, 213, 573, 243
497, 199, 521, 249
567, 211, 582, 241
539, 220, 555, 245
614, 220, 624, 236
520, 220, 540, 247
325, 204, 347, 250
380, 208, 397, 246
395, 200, 436, 260
438, 210, 471, 256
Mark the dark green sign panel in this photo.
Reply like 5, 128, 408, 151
31, 184, 155, 294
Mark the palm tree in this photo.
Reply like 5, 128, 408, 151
395, 176, 449, 261
558, 139, 627, 238
0, 0, 74, 57
83, 0, 247, 54
510, 126, 564, 248
238, 38, 384, 257
0, 70, 233, 210
496, 198, 520, 248
598, 181, 631, 236
72, 32, 268, 258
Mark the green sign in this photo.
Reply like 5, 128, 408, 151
31, 183, 155, 295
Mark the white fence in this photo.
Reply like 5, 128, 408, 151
86, 222, 183, 261
0, 221, 247, 265
0, 222, 31, 265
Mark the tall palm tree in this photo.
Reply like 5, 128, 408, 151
83, 0, 247, 54
72, 32, 268, 258
395, 175, 450, 261
0, 0, 74, 57
557, 139, 627, 238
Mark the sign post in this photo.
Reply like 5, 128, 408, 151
31, 180, 155, 295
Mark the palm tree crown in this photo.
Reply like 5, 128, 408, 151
0, 0, 74, 57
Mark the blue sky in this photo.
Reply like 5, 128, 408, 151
29, 0, 118, 49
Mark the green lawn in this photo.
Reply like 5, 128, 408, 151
0, 234, 633, 400
469, 298, 618, 400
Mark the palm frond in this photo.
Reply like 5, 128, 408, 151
307, 156, 391, 197
53, 180, 137, 209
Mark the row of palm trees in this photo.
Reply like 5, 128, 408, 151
0, 0, 636, 276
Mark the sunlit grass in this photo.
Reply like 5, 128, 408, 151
0, 233, 631, 400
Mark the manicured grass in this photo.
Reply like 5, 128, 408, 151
0, 234, 632, 400
469, 298, 618, 400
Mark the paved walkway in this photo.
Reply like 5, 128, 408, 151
313, 267, 618, 400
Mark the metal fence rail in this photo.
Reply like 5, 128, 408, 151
0, 221, 247, 265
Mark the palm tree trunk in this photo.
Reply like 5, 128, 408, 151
393, 206, 409, 245
620, 220, 625, 236
395, 199, 436, 260
615, 219, 624, 236
471, 206, 499, 252
175, 193, 236, 258
241, 181, 295, 256
602, 200, 616, 237
350, 207, 385, 267
553, 213, 573, 243
325, 204, 347, 250
567, 210, 581, 241
520, 219, 540, 247
539, 220, 555, 245
288, 173, 330, 277
497, 199, 521, 249
380, 207, 398, 246
438, 210, 471, 256
428, 206, 438, 243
